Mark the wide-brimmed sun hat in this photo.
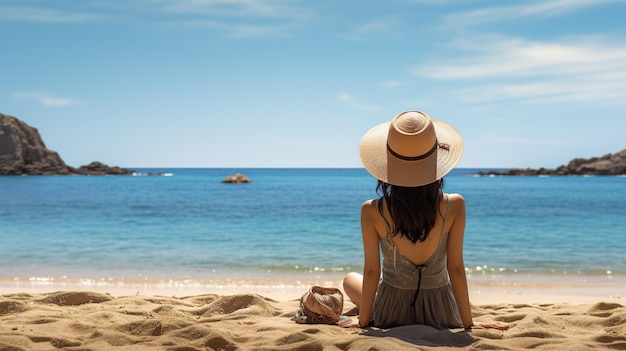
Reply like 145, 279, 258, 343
359, 110, 463, 187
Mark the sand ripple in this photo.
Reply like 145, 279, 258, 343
0, 291, 624, 350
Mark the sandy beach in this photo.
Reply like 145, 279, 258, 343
1, 276, 625, 351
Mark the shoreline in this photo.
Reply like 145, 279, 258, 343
1, 273, 623, 304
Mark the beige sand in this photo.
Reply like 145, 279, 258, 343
1, 288, 625, 351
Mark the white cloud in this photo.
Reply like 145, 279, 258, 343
457, 79, 626, 104
415, 36, 626, 79
173, 19, 287, 38
413, 36, 626, 104
379, 80, 405, 88
340, 18, 402, 41
443, 0, 622, 27
148, 0, 309, 19
0, 5, 96, 22
146, 0, 313, 37
12, 91, 82, 107
336, 93, 379, 111
0, 0, 312, 37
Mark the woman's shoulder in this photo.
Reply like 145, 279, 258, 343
361, 198, 379, 211
361, 198, 385, 221
444, 193, 466, 211
445, 192, 465, 202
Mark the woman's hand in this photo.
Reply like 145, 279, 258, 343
467, 321, 510, 331
338, 316, 366, 328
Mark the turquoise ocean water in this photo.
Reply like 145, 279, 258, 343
1, 168, 625, 286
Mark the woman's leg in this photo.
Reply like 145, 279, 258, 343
342, 272, 363, 308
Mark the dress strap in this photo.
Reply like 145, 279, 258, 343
378, 197, 401, 268
377, 197, 391, 235
440, 194, 451, 236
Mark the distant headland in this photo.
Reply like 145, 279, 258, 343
477, 148, 626, 176
0, 113, 135, 176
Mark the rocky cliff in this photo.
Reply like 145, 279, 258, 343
0, 113, 134, 175
478, 149, 626, 176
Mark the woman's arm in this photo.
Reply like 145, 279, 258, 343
446, 194, 473, 329
357, 200, 381, 328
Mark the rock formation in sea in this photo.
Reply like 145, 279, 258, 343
222, 173, 251, 183
0, 112, 134, 175
478, 148, 626, 176
74, 161, 135, 176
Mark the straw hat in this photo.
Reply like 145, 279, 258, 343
359, 110, 463, 187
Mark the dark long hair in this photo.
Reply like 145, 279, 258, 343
376, 178, 444, 244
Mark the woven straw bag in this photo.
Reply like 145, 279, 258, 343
295, 286, 344, 324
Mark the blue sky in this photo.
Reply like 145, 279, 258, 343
2, 0, 625, 168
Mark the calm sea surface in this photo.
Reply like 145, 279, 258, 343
1, 168, 625, 284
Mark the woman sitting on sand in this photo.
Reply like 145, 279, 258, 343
343, 110, 507, 331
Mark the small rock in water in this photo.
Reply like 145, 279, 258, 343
222, 173, 250, 183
